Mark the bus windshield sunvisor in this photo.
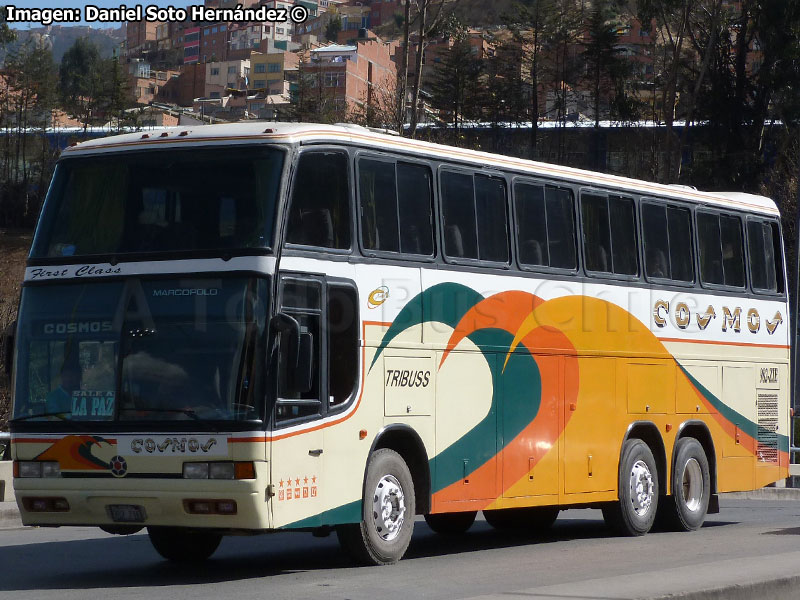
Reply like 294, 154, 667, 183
30, 146, 284, 259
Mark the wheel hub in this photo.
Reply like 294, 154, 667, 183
629, 459, 654, 516
372, 474, 406, 541
682, 457, 703, 512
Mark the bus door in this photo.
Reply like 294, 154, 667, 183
270, 274, 327, 526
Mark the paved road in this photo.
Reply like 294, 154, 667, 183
2, 499, 800, 600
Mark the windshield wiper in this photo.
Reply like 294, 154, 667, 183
11, 412, 81, 430
13, 411, 72, 421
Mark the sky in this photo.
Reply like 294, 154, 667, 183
4, 1, 198, 29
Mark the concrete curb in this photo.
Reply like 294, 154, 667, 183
649, 575, 800, 600
721, 487, 800, 500
0, 501, 21, 529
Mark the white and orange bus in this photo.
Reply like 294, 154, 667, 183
8, 123, 790, 564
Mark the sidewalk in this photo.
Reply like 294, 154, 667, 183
0, 501, 21, 528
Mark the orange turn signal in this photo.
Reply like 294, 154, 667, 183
359, 430, 368, 440
234, 462, 256, 480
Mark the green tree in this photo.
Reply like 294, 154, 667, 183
325, 15, 343, 42
430, 28, 483, 141
59, 37, 103, 130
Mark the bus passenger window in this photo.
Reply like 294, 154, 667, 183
609, 196, 637, 276
720, 215, 744, 287
642, 203, 693, 282
581, 194, 611, 273
475, 175, 509, 263
748, 220, 783, 293
515, 183, 576, 270
697, 212, 744, 287
359, 160, 435, 257
359, 158, 399, 253
441, 172, 478, 259
286, 152, 351, 250
581, 193, 638, 276
397, 163, 434, 256
328, 285, 359, 406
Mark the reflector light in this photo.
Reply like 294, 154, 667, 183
216, 501, 237, 514
183, 499, 237, 515
22, 497, 69, 512
234, 462, 255, 480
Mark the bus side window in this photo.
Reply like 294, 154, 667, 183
748, 220, 784, 293
441, 171, 478, 259
642, 202, 693, 282
475, 175, 510, 263
276, 278, 323, 423
328, 284, 359, 407
286, 151, 351, 250
515, 182, 576, 270
359, 159, 435, 257
581, 193, 612, 273
697, 211, 745, 288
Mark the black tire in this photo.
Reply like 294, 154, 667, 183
147, 527, 222, 562
659, 437, 711, 531
603, 439, 659, 536
424, 511, 476, 535
483, 507, 559, 532
336, 449, 416, 565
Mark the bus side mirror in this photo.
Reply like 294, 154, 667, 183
2, 320, 15, 379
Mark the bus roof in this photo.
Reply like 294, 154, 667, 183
64, 122, 780, 217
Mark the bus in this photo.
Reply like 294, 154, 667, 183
7, 123, 790, 565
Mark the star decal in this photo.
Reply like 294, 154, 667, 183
304, 476, 309, 484
311, 475, 317, 483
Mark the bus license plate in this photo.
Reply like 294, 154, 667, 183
107, 504, 146, 523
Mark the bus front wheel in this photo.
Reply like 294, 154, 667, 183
659, 437, 710, 531
603, 439, 659, 536
337, 449, 416, 565
147, 527, 222, 562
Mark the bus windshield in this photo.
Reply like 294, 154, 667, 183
30, 146, 285, 259
12, 277, 269, 423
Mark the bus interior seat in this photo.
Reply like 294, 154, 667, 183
445, 225, 464, 257
301, 209, 334, 247
521, 239, 544, 265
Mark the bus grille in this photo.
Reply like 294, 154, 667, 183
757, 392, 779, 463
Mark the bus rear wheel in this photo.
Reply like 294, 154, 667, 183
483, 507, 559, 532
603, 439, 659, 536
659, 437, 710, 531
147, 527, 222, 562
336, 448, 416, 565
424, 511, 477, 535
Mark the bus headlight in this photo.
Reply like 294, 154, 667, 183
182, 461, 255, 480
16, 461, 60, 478
183, 462, 210, 479
209, 462, 235, 480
